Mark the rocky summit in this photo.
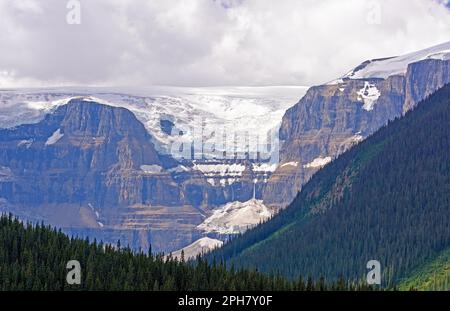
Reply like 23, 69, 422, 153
263, 43, 450, 209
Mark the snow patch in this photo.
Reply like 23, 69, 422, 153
140, 165, 163, 174
0, 166, 13, 181
357, 82, 381, 111
171, 237, 223, 260
45, 129, 64, 146
168, 165, 191, 173
252, 162, 278, 172
193, 163, 246, 177
18, 139, 33, 148
303, 157, 332, 169
280, 161, 298, 168
349, 134, 364, 144
197, 199, 273, 235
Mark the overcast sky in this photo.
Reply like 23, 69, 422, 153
0, 0, 449, 88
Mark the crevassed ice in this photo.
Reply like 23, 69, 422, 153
0, 86, 309, 158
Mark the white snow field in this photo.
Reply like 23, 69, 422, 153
343, 41, 450, 81
171, 237, 223, 260
0, 86, 308, 159
197, 199, 273, 235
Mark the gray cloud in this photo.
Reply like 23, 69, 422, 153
0, 0, 449, 87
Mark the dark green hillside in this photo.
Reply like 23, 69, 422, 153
0, 214, 369, 291
209, 84, 450, 286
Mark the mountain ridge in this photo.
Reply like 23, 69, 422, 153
208, 83, 450, 284
263, 42, 450, 209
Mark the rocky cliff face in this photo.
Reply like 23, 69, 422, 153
404, 59, 450, 112
0, 99, 170, 206
263, 58, 450, 208
0, 99, 198, 251
1, 44, 448, 252
0, 98, 273, 252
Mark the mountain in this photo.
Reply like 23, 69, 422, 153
0, 86, 308, 157
263, 42, 450, 209
208, 83, 450, 285
0, 99, 201, 252
0, 43, 448, 254
0, 87, 306, 252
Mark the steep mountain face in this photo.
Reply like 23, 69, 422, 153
0, 88, 306, 252
0, 99, 170, 205
263, 42, 450, 208
0, 99, 204, 252
209, 84, 450, 284
0, 87, 308, 211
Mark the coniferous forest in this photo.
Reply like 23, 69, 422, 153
0, 214, 374, 291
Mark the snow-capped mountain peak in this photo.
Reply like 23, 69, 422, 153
329, 41, 450, 83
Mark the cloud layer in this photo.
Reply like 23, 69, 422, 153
0, 0, 449, 87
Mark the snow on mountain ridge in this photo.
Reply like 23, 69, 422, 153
0, 87, 308, 157
328, 41, 450, 83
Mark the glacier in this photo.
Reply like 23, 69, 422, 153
0, 86, 308, 159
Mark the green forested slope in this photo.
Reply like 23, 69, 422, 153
209, 84, 450, 286
399, 248, 450, 291
0, 214, 370, 291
